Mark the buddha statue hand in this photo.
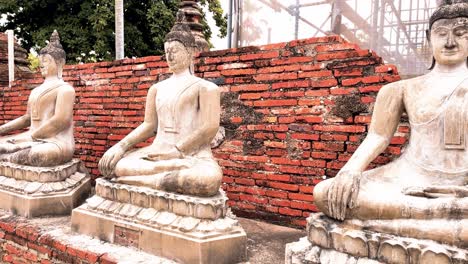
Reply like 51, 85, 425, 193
144, 147, 183, 161
99, 144, 126, 178
404, 185, 468, 198
327, 170, 361, 221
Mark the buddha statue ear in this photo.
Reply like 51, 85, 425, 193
57, 59, 64, 79
187, 45, 195, 74
426, 29, 437, 70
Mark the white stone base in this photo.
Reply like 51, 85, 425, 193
71, 207, 247, 264
0, 177, 91, 217
286, 213, 468, 264
285, 237, 381, 264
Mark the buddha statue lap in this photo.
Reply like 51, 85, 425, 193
0, 31, 90, 217
287, 1, 468, 263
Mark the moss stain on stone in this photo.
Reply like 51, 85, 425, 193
332, 94, 367, 119
220, 92, 264, 139
286, 133, 303, 160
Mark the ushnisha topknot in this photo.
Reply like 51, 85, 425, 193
430, 0, 468, 29
165, 10, 196, 49
39, 30, 66, 63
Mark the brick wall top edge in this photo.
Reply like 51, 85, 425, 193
198, 35, 348, 58
63, 55, 164, 70
5, 35, 349, 76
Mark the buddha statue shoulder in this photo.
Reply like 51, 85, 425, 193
98, 11, 222, 197
0, 30, 75, 167
314, 0, 468, 246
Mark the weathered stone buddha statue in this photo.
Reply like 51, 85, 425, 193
0, 30, 90, 217
287, 1, 468, 263
72, 12, 246, 264
0, 30, 75, 166
98, 15, 222, 198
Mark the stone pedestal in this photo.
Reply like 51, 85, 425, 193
0, 159, 91, 217
71, 178, 247, 264
285, 213, 467, 264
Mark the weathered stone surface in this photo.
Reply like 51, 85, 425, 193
72, 197, 247, 264
0, 178, 90, 218
81, 194, 236, 234
286, 213, 468, 264
0, 159, 81, 182
95, 178, 228, 220
73, 176, 246, 264
378, 240, 408, 264
0, 164, 86, 196
0, 158, 91, 217
285, 238, 381, 264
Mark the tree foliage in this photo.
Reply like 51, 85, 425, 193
0, 0, 227, 63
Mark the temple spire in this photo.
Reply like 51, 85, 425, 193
178, 1, 209, 53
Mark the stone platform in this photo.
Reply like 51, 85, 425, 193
71, 179, 247, 264
285, 213, 467, 264
0, 159, 91, 217
0, 159, 82, 182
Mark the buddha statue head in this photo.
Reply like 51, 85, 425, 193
427, 0, 468, 69
39, 30, 66, 79
164, 11, 197, 73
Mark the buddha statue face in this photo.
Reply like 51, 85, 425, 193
430, 17, 468, 66
164, 40, 192, 73
39, 54, 60, 78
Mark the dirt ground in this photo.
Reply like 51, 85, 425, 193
239, 218, 306, 264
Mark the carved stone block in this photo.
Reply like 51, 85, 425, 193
71, 179, 247, 264
95, 178, 227, 220
378, 240, 409, 264
0, 159, 81, 182
286, 213, 468, 264
0, 159, 91, 217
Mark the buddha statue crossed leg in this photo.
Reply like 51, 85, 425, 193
314, 0, 468, 247
98, 11, 222, 197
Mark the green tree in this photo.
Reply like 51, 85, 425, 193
0, 0, 227, 63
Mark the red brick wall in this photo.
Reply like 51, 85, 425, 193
0, 35, 406, 227
0, 215, 129, 263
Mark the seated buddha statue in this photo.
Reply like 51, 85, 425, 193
314, 0, 468, 246
0, 30, 75, 167
98, 12, 222, 197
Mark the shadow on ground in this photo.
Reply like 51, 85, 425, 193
239, 218, 306, 264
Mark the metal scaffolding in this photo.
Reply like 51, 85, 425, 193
231, 0, 438, 77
